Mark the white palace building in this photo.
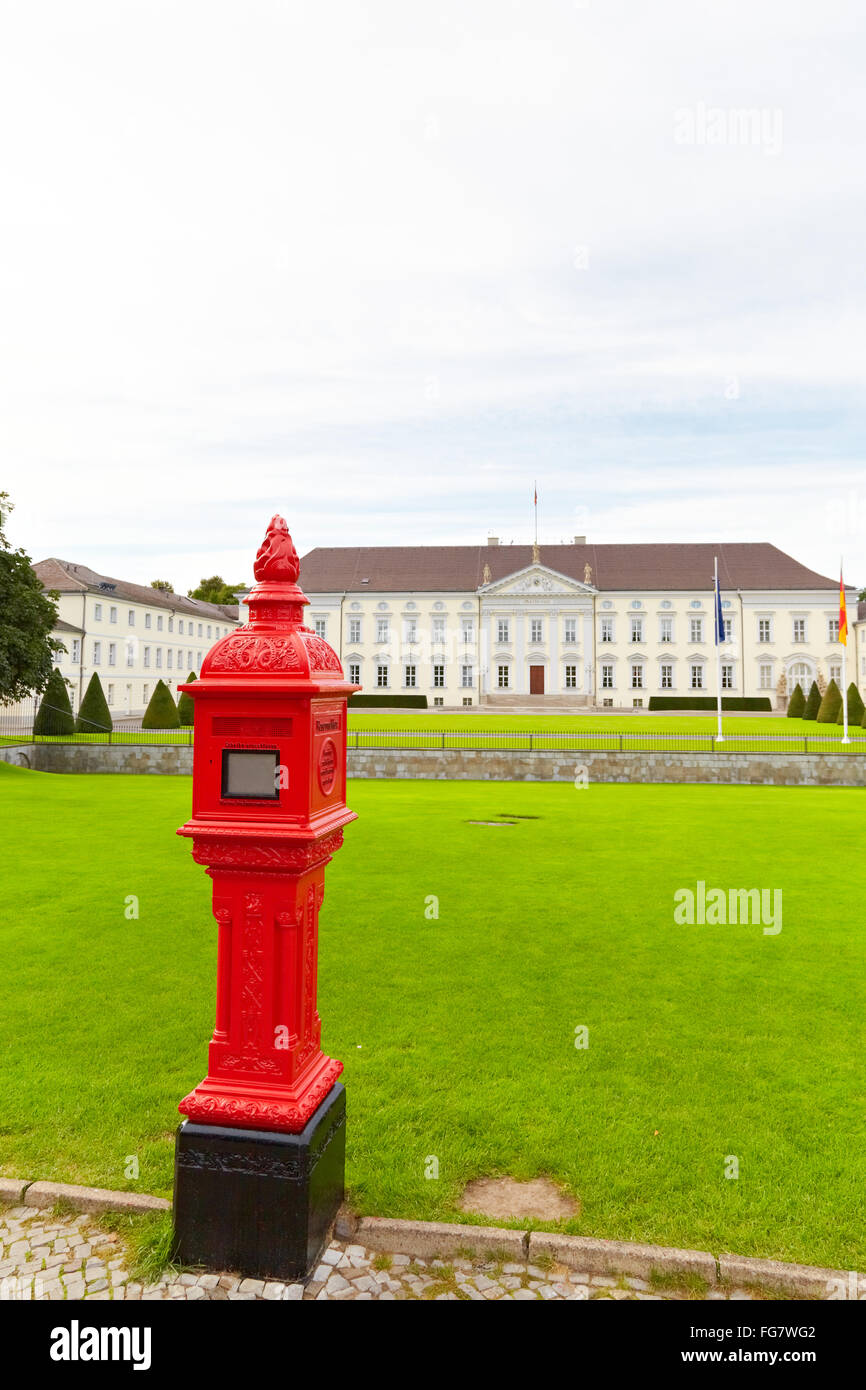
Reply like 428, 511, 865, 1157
29, 559, 241, 719
298, 537, 862, 709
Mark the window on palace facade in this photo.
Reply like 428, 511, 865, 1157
722, 664, 734, 689
94, 604, 102, 621
758, 618, 772, 643
107, 684, 114, 705
793, 618, 806, 642
348, 663, 360, 684
600, 618, 613, 643
723, 618, 733, 641
404, 619, 417, 643
143, 684, 149, 703
828, 618, 839, 642
432, 617, 445, 643
565, 665, 577, 689
197, 653, 203, 670
660, 664, 673, 689
93, 641, 102, 664
156, 649, 162, 669
690, 664, 704, 689
631, 664, 643, 688
315, 619, 327, 639
178, 620, 184, 635
660, 618, 673, 643
377, 665, 389, 687
126, 643, 134, 667
433, 664, 445, 687
462, 697, 472, 706
145, 613, 152, 629
433, 697, 444, 706
497, 665, 510, 688
167, 650, 173, 669
177, 649, 183, 668
197, 624, 203, 637
187, 650, 193, 669
759, 663, 773, 689
108, 643, 116, 667
630, 618, 643, 643
601, 664, 614, 688
128, 610, 135, 626
168, 618, 173, 632
564, 618, 577, 643
109, 607, 117, 624
497, 619, 510, 643
376, 618, 390, 642
530, 619, 543, 643
349, 619, 361, 643
689, 617, 703, 643
71, 639, 81, 663
830, 663, 841, 685
404, 664, 416, 687
157, 616, 163, 632
143, 647, 150, 668
462, 621, 474, 644
461, 665, 473, 688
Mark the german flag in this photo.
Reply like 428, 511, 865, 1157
839, 571, 848, 646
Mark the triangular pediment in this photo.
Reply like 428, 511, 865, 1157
480, 564, 595, 597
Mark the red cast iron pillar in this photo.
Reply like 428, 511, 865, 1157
172, 515, 358, 1280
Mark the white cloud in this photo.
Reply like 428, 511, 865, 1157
1, 0, 864, 588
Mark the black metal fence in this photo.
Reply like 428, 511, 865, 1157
0, 702, 193, 746
347, 730, 866, 756
2, 702, 864, 756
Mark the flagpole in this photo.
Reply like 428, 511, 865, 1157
714, 555, 724, 742
841, 558, 850, 744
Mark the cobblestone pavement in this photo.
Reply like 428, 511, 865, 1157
0, 1206, 762, 1301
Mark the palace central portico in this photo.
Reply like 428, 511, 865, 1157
295, 537, 858, 709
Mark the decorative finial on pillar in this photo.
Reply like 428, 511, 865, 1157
253, 514, 300, 583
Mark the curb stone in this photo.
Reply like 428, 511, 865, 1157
23, 1182, 171, 1215
353, 1217, 526, 1262
718, 1255, 850, 1299
0, 1178, 29, 1205
529, 1232, 717, 1284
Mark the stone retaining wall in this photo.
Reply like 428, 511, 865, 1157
2, 741, 864, 786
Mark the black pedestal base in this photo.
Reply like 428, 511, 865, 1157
172, 1082, 346, 1281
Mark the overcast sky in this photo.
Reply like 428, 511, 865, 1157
1, 1, 864, 592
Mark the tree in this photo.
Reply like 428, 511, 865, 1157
33, 668, 74, 735
816, 678, 842, 724
0, 492, 62, 703
188, 576, 245, 605
151, 579, 174, 593
836, 682, 865, 726
786, 683, 806, 718
142, 679, 180, 729
76, 672, 112, 733
177, 671, 196, 726
802, 681, 821, 721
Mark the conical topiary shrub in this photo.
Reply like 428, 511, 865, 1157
142, 679, 181, 729
816, 678, 842, 724
75, 672, 112, 734
786, 683, 806, 718
33, 668, 75, 736
802, 681, 821, 721
178, 670, 196, 726
836, 683, 865, 725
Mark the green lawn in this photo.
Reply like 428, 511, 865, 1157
0, 763, 863, 1270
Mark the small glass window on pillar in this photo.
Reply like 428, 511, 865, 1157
221, 749, 280, 800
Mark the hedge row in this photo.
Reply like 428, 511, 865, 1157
349, 694, 428, 708
647, 696, 773, 712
